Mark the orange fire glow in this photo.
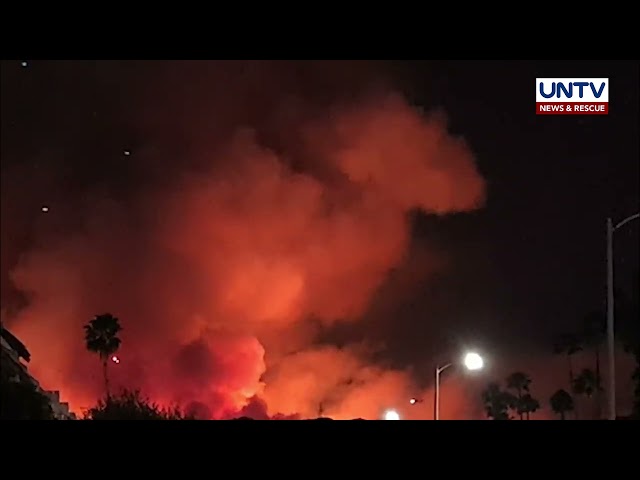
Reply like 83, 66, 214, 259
4, 62, 491, 419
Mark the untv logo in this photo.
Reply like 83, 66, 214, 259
536, 78, 609, 115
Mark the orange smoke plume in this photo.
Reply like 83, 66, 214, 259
3, 62, 486, 418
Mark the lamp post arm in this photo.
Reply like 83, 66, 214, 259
436, 363, 453, 375
614, 212, 639, 231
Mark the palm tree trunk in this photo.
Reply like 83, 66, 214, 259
569, 356, 579, 419
568, 354, 574, 387
102, 358, 110, 399
517, 389, 523, 420
560, 411, 566, 420
595, 349, 601, 419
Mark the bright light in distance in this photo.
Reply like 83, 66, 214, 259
383, 409, 400, 420
21, 61, 28, 67
409, 398, 416, 405
111, 355, 120, 364
41, 206, 49, 212
463, 352, 483, 371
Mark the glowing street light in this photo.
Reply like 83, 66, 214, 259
434, 351, 484, 420
463, 352, 484, 371
383, 409, 400, 420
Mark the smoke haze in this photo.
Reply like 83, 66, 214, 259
3, 60, 546, 419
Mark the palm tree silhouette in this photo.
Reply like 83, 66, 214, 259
553, 333, 582, 388
481, 383, 514, 420
572, 368, 602, 419
506, 371, 532, 420
84, 313, 122, 399
549, 389, 574, 420
581, 311, 605, 417
519, 393, 540, 420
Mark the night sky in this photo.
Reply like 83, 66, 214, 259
1, 60, 638, 418
401, 61, 639, 350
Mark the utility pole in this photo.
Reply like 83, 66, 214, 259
606, 217, 615, 420
605, 212, 639, 421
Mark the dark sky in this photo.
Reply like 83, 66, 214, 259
1, 59, 638, 377
397, 61, 639, 354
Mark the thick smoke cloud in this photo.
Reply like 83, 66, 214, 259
3, 61, 487, 418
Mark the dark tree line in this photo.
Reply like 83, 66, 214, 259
482, 372, 541, 420
481, 292, 639, 420
552, 311, 604, 419
480, 368, 596, 421
554, 296, 639, 419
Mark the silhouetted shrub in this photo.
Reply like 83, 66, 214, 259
85, 389, 191, 420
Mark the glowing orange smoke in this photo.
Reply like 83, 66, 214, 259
4, 62, 488, 419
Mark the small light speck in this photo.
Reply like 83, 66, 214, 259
41, 206, 49, 212
124, 150, 131, 156
21, 61, 28, 68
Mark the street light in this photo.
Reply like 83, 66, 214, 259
434, 351, 484, 420
606, 212, 639, 421
383, 409, 400, 420
463, 352, 484, 371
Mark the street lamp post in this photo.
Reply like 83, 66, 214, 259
606, 212, 639, 421
434, 352, 483, 420
434, 363, 452, 421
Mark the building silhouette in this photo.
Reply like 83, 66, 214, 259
1, 324, 76, 420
